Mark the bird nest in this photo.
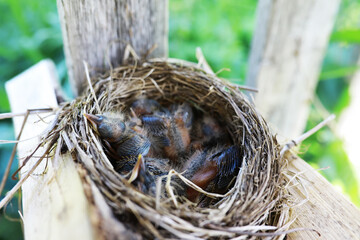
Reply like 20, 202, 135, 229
43, 59, 289, 239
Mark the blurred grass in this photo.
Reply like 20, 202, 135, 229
0, 0, 67, 112
169, 0, 255, 83
0, 0, 359, 239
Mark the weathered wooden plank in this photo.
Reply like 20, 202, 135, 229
5, 60, 95, 240
57, 0, 168, 96
246, 0, 340, 139
286, 155, 360, 239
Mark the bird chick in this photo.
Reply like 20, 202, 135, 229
170, 102, 193, 129
128, 154, 171, 196
138, 103, 193, 167
130, 98, 168, 117
129, 98, 171, 154
163, 103, 193, 166
140, 115, 171, 156
191, 114, 230, 150
183, 145, 242, 202
84, 113, 151, 173
127, 154, 156, 195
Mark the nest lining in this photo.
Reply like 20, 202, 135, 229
45, 59, 288, 239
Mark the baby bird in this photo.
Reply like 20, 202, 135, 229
130, 98, 168, 117
127, 155, 157, 195
84, 113, 151, 173
84, 100, 240, 205
183, 145, 242, 202
163, 103, 193, 166
137, 102, 193, 168
127, 145, 242, 202
140, 115, 170, 156
191, 114, 230, 150
128, 154, 171, 196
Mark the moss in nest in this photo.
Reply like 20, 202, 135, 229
43, 59, 290, 239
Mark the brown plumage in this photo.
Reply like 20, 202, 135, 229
84, 113, 151, 173
183, 145, 242, 202
191, 114, 231, 150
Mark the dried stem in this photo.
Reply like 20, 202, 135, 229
281, 114, 336, 156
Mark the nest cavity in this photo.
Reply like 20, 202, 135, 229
46, 59, 287, 239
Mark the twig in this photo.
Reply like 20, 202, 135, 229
226, 227, 320, 238
280, 114, 336, 156
0, 137, 39, 144
123, 44, 140, 62
0, 109, 50, 195
0, 144, 52, 209
0, 108, 54, 120
165, 170, 179, 208
228, 82, 259, 93
174, 171, 226, 199
214, 68, 231, 75
196, 47, 214, 75
83, 61, 101, 113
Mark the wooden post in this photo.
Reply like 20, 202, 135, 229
5, 60, 95, 240
57, 0, 168, 96
286, 156, 360, 239
246, 0, 340, 139
246, 0, 360, 238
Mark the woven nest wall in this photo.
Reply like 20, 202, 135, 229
46, 59, 287, 239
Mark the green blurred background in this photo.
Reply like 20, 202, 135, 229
0, 0, 359, 239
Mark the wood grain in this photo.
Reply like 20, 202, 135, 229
246, 0, 340, 139
287, 155, 360, 239
5, 60, 95, 240
57, 0, 168, 96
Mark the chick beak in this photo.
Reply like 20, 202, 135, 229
128, 154, 145, 183
84, 113, 102, 130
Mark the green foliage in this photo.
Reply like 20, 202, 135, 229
0, 0, 65, 111
320, 66, 360, 80
316, 78, 351, 115
0, 198, 23, 240
169, 0, 256, 81
331, 0, 360, 45
331, 29, 360, 43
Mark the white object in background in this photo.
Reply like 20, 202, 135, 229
5, 60, 94, 240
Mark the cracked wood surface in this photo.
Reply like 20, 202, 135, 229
5, 60, 95, 240
57, 0, 168, 96
246, 0, 341, 139
287, 155, 360, 239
